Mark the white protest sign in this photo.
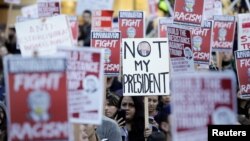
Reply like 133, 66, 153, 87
4, 0, 20, 4
15, 15, 73, 57
122, 38, 170, 96
21, 4, 38, 18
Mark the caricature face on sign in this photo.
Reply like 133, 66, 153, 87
218, 27, 227, 41
127, 27, 136, 38
137, 41, 151, 57
184, 0, 195, 12
28, 90, 51, 122
84, 75, 99, 94
104, 48, 111, 63
192, 36, 202, 51
212, 107, 236, 125
184, 47, 193, 60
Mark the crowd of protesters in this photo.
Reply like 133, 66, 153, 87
0, 1, 250, 141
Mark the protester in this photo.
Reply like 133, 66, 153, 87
78, 10, 92, 47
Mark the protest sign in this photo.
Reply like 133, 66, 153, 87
212, 15, 236, 52
76, 0, 114, 15
122, 38, 170, 96
171, 71, 237, 141
58, 47, 104, 125
148, 0, 158, 17
204, 0, 222, 20
119, 11, 145, 38
4, 55, 68, 141
91, 31, 121, 75
237, 13, 250, 50
173, 0, 205, 26
235, 50, 250, 98
21, 4, 38, 18
167, 24, 195, 73
190, 21, 213, 66
15, 15, 73, 57
92, 10, 114, 31
4, 0, 20, 4
67, 16, 79, 46
37, 0, 61, 17
158, 17, 173, 38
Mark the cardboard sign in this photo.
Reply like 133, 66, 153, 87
4, 55, 68, 141
21, 4, 38, 18
122, 38, 170, 96
235, 50, 250, 98
15, 15, 73, 57
119, 11, 145, 38
76, 0, 114, 15
167, 24, 195, 73
58, 47, 104, 125
158, 17, 173, 38
204, 0, 222, 20
237, 13, 250, 50
37, 0, 61, 17
173, 0, 205, 26
4, 0, 20, 4
67, 16, 79, 46
190, 21, 213, 66
212, 15, 236, 52
92, 10, 114, 31
171, 71, 237, 141
91, 31, 121, 75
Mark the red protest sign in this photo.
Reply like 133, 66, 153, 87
173, 0, 205, 26
158, 17, 173, 38
171, 71, 237, 141
91, 31, 121, 75
4, 55, 68, 141
212, 15, 236, 52
190, 21, 213, 66
119, 11, 145, 38
92, 10, 114, 31
235, 50, 250, 98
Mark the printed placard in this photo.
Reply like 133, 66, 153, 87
37, 0, 61, 17
4, 55, 68, 141
91, 31, 121, 75
58, 47, 104, 125
167, 24, 195, 73
122, 38, 170, 96
235, 50, 250, 98
67, 16, 79, 46
158, 17, 173, 38
15, 15, 73, 57
204, 0, 222, 20
238, 13, 250, 50
212, 15, 236, 52
171, 71, 237, 141
76, 0, 114, 15
190, 21, 213, 66
119, 11, 145, 38
4, 0, 20, 4
21, 4, 38, 18
92, 10, 114, 31
173, 0, 205, 26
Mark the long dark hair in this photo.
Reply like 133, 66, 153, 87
119, 96, 145, 141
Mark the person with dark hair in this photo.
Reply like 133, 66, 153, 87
105, 92, 120, 119
5, 27, 20, 54
78, 10, 92, 47
118, 96, 146, 141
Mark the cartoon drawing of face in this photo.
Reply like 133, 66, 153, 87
192, 36, 202, 51
104, 48, 111, 63
184, 47, 193, 60
137, 41, 151, 57
127, 27, 136, 38
184, 0, 195, 12
83, 75, 99, 94
218, 27, 227, 41
28, 90, 51, 122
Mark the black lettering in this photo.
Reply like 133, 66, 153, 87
124, 41, 135, 59
153, 41, 167, 58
